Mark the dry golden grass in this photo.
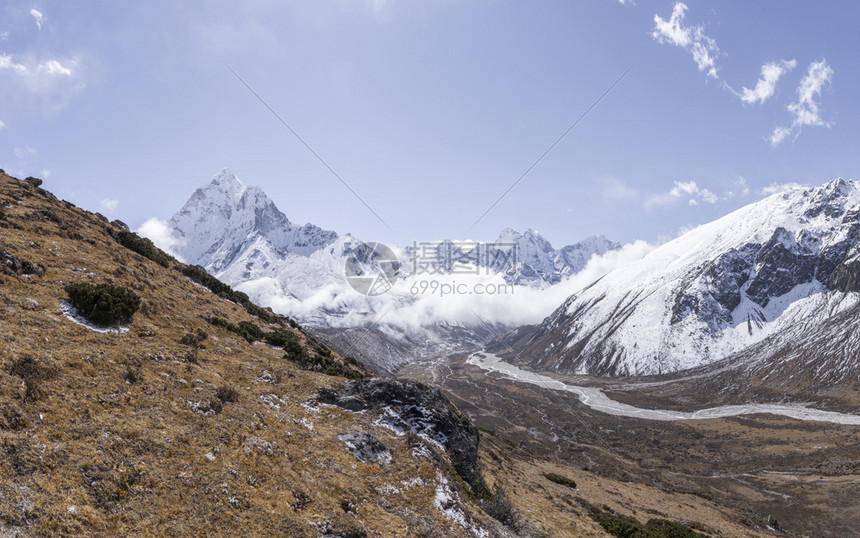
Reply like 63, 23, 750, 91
0, 173, 519, 537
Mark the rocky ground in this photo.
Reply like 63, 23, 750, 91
423, 352, 860, 537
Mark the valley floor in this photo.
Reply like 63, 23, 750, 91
396, 352, 860, 537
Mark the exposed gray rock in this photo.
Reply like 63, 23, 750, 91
337, 432, 392, 465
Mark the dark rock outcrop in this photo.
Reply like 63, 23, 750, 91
319, 378, 488, 496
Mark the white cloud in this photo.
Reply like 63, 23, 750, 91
769, 60, 833, 147
100, 199, 119, 213
724, 177, 750, 199
601, 177, 637, 200
39, 59, 73, 77
0, 120, 5, 131
30, 9, 43, 30
257, 239, 657, 331
0, 53, 85, 114
652, 2, 720, 79
740, 60, 796, 104
137, 218, 187, 261
698, 189, 718, 204
768, 126, 792, 147
0, 54, 30, 75
669, 180, 698, 197
761, 182, 805, 196
0, 54, 77, 79
14, 146, 38, 160
646, 180, 719, 208
0, 32, 8, 41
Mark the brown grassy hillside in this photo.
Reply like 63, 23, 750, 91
0, 172, 516, 536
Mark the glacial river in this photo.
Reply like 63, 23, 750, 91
467, 352, 860, 425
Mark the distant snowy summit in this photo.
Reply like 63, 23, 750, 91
501, 178, 860, 377
169, 168, 338, 271
406, 228, 618, 286
164, 168, 617, 324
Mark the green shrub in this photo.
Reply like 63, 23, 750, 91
204, 316, 363, 379
543, 472, 577, 489
589, 511, 707, 538
65, 282, 140, 327
282, 339, 307, 361
117, 230, 172, 267
263, 329, 298, 348
643, 519, 708, 538
591, 512, 643, 538
237, 321, 264, 343
182, 265, 285, 325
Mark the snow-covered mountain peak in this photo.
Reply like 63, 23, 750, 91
495, 227, 521, 244
168, 169, 338, 271
507, 177, 860, 377
211, 166, 244, 187
204, 167, 246, 203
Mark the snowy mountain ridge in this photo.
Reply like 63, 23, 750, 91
500, 178, 860, 377
163, 169, 618, 328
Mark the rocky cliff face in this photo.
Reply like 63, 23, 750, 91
500, 178, 860, 378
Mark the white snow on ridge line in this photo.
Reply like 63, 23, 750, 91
468, 353, 860, 425
555, 179, 860, 375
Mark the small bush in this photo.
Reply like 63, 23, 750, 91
263, 329, 298, 348
589, 511, 708, 538
482, 485, 521, 530
82, 462, 146, 507
203, 398, 223, 415
8, 355, 52, 402
179, 327, 208, 348
215, 385, 240, 404
237, 321, 264, 343
543, 472, 577, 489
283, 339, 307, 361
65, 282, 140, 327
124, 367, 141, 385
117, 230, 172, 267
643, 519, 708, 537
0, 404, 26, 431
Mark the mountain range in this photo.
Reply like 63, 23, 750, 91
164, 168, 618, 327
158, 170, 860, 406
494, 178, 860, 406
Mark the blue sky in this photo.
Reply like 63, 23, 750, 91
2, 1, 859, 248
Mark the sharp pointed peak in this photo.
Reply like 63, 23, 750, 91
210, 167, 244, 187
